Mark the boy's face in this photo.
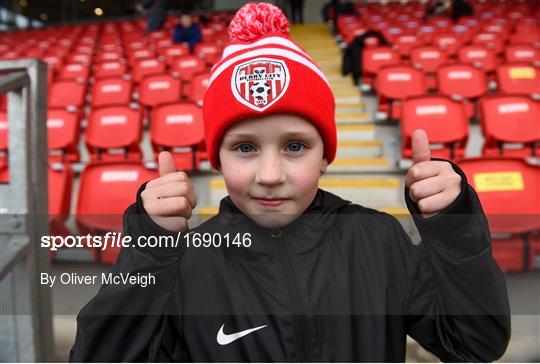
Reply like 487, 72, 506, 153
219, 114, 328, 229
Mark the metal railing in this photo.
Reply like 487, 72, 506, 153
0, 59, 53, 362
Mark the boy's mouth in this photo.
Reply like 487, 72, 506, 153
253, 197, 290, 208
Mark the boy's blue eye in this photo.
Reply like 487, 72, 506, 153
236, 144, 254, 153
287, 142, 304, 152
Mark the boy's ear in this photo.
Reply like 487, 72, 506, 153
320, 158, 328, 175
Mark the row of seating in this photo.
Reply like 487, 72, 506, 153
0, 101, 208, 172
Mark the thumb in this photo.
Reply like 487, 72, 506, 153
158, 151, 176, 176
411, 129, 431, 164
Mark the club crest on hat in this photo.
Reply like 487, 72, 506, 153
231, 58, 290, 112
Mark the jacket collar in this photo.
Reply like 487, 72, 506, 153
217, 189, 351, 256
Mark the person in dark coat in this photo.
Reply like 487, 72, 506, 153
136, 0, 167, 32
342, 30, 389, 85
172, 13, 202, 52
70, 4, 511, 362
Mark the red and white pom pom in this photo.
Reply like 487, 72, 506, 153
228, 2, 290, 42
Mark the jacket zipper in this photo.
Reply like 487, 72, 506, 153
271, 228, 311, 362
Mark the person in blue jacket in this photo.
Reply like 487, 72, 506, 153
173, 14, 202, 53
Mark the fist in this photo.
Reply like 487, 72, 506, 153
141, 151, 197, 232
405, 129, 462, 218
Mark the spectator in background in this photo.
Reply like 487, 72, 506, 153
173, 14, 202, 53
323, 0, 358, 27
136, 0, 167, 32
289, 0, 305, 24
451, 0, 474, 21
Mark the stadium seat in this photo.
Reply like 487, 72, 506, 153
90, 78, 133, 108
170, 55, 207, 81
458, 45, 497, 73
496, 64, 540, 96
57, 63, 90, 82
96, 50, 123, 63
375, 65, 427, 119
479, 95, 540, 157
472, 32, 504, 55
150, 102, 204, 170
195, 42, 223, 65
139, 74, 182, 108
76, 162, 159, 264
432, 32, 464, 57
93, 61, 128, 80
160, 44, 190, 65
189, 71, 210, 105
410, 46, 448, 73
458, 157, 540, 271
85, 106, 143, 162
505, 45, 540, 65
132, 58, 166, 83
401, 95, 468, 160
48, 165, 74, 237
361, 46, 400, 88
49, 80, 86, 110
437, 63, 487, 118
47, 109, 81, 163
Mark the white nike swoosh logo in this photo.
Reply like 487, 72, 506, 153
216, 324, 268, 345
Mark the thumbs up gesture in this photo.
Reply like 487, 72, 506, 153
140, 151, 197, 232
405, 129, 462, 218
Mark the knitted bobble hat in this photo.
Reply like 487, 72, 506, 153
202, 2, 336, 170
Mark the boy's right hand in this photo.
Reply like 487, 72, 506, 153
141, 151, 197, 232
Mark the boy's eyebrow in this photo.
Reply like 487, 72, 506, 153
223, 131, 315, 141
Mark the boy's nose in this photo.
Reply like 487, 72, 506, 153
255, 153, 286, 186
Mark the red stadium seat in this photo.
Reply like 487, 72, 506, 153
401, 95, 468, 160
458, 45, 496, 72
496, 64, 540, 96
49, 80, 86, 110
47, 109, 81, 163
375, 65, 427, 119
132, 58, 166, 83
195, 42, 223, 65
160, 44, 190, 65
85, 106, 143, 162
76, 162, 159, 264
410, 46, 448, 89
90, 78, 133, 108
505, 45, 540, 65
437, 63, 487, 118
96, 50, 123, 63
139, 74, 182, 108
170, 55, 207, 81
151, 102, 204, 170
472, 32, 504, 55
0, 111, 7, 181
479, 95, 540, 157
189, 71, 210, 105
458, 157, 540, 271
361, 46, 400, 87
57, 63, 90, 82
432, 33, 464, 57
48, 165, 74, 237
93, 62, 127, 80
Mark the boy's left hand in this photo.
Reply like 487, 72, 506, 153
405, 129, 462, 218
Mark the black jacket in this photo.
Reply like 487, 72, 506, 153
70, 161, 510, 362
342, 31, 389, 85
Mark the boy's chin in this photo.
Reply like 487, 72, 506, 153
248, 213, 298, 230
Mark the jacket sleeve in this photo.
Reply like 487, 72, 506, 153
69, 182, 190, 362
394, 159, 511, 362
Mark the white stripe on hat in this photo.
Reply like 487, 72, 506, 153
221, 36, 309, 59
208, 47, 329, 87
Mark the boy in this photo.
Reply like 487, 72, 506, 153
70, 3, 510, 362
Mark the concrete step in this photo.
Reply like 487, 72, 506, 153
336, 100, 364, 109
327, 157, 390, 173
337, 123, 376, 141
332, 87, 360, 96
336, 112, 370, 124
336, 140, 383, 158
